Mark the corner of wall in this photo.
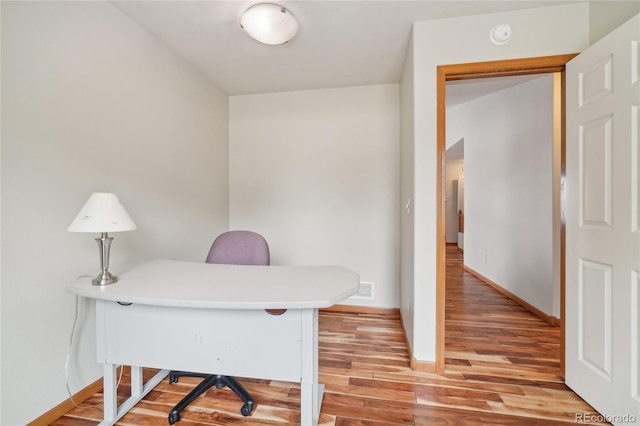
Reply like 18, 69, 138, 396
399, 23, 416, 356
588, 1, 640, 45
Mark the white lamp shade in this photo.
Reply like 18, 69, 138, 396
68, 192, 137, 233
241, 3, 298, 45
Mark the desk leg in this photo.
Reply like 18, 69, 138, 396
300, 308, 321, 426
131, 366, 143, 397
98, 368, 169, 426
103, 363, 118, 422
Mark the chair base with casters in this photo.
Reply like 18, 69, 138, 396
168, 371, 254, 424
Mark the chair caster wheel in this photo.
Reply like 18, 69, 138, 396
168, 410, 180, 424
240, 402, 254, 416
169, 374, 178, 384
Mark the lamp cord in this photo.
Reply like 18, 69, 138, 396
65, 289, 124, 409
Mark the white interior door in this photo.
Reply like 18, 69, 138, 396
566, 13, 640, 425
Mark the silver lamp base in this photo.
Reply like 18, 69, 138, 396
93, 270, 118, 286
92, 232, 119, 286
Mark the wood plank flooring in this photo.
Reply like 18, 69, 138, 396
52, 247, 606, 425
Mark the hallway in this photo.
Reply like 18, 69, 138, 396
444, 244, 607, 424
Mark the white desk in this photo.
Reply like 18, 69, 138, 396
66, 259, 359, 425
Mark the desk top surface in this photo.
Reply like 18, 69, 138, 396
66, 259, 359, 309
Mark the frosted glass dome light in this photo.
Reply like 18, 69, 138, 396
240, 3, 299, 45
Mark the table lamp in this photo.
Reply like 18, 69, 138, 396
68, 192, 137, 285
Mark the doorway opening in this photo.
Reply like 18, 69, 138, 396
435, 54, 578, 375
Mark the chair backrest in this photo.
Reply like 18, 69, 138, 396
206, 230, 270, 266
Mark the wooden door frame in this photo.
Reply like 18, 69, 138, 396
435, 54, 577, 375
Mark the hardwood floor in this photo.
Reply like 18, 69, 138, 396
52, 248, 606, 425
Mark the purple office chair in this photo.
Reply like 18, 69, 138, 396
168, 230, 270, 424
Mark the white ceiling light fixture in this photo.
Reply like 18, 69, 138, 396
489, 24, 512, 45
240, 3, 299, 45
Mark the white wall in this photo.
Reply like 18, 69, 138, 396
399, 33, 415, 347
457, 76, 555, 316
1, 2, 229, 423
444, 160, 464, 244
445, 110, 466, 247
0, 2, 3, 421
589, 1, 640, 44
229, 85, 399, 308
402, 2, 590, 362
